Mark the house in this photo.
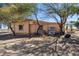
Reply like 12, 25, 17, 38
10, 19, 61, 34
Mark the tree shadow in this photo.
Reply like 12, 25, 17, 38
0, 32, 46, 40
0, 33, 31, 40
60, 37, 79, 45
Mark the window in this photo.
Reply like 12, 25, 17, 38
48, 27, 55, 31
19, 25, 23, 31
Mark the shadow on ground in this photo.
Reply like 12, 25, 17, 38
0, 33, 31, 40
0, 32, 79, 45
0, 32, 44, 40
60, 37, 79, 45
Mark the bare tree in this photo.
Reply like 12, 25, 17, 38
43, 3, 79, 35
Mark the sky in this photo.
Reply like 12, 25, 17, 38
28, 3, 79, 24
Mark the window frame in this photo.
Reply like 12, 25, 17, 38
18, 25, 24, 31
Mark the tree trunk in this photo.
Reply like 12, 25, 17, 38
33, 12, 41, 35
59, 25, 65, 35
60, 26, 63, 32
37, 25, 43, 35
37, 25, 42, 35
70, 25, 73, 31
8, 23, 16, 36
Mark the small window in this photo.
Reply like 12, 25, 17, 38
48, 27, 55, 31
19, 25, 23, 31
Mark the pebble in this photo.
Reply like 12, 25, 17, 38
34, 52, 39, 55
30, 45, 36, 47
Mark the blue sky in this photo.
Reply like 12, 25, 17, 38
28, 3, 79, 24
67, 14, 78, 22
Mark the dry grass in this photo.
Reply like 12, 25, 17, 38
0, 29, 10, 33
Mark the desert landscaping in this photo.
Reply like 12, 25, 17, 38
0, 31, 78, 56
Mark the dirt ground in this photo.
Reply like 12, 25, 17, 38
0, 31, 79, 56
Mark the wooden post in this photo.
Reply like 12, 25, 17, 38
29, 21, 31, 35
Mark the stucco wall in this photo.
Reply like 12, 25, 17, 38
30, 24, 38, 33
11, 20, 30, 34
11, 21, 60, 34
47, 23, 60, 32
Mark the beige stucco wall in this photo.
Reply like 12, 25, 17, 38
11, 20, 30, 34
30, 24, 38, 33
47, 23, 60, 32
11, 20, 60, 34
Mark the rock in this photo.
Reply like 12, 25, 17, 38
6, 50, 16, 53
30, 45, 36, 48
57, 51, 62, 56
38, 53, 44, 56
24, 44, 32, 46
34, 52, 39, 55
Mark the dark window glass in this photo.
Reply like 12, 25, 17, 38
19, 25, 23, 30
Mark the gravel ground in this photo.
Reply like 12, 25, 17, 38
0, 31, 79, 56
0, 35, 78, 56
